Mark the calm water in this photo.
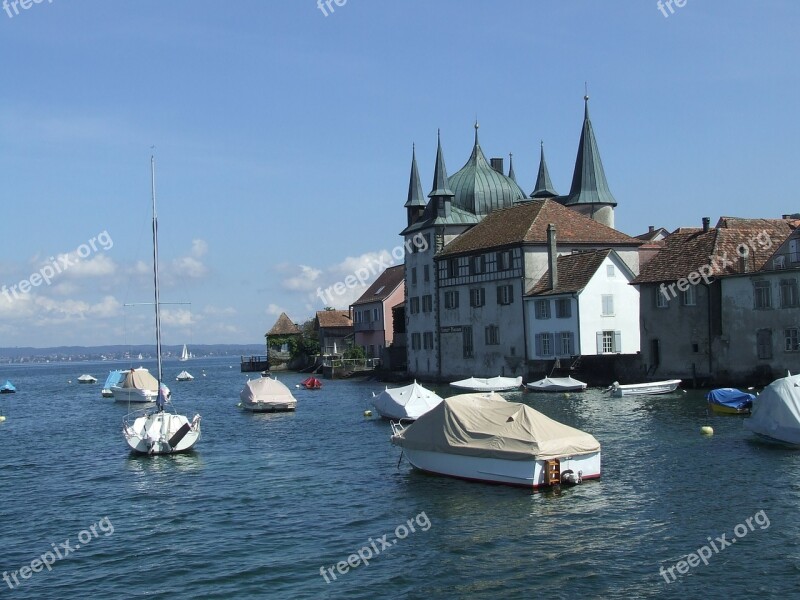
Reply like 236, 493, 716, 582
0, 358, 798, 599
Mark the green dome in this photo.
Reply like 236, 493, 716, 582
448, 133, 526, 217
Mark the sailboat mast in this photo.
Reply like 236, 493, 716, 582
151, 156, 164, 406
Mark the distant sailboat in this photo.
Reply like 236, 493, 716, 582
180, 344, 189, 361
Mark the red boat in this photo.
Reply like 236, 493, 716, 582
302, 377, 322, 390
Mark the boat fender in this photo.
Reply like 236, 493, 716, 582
561, 470, 583, 485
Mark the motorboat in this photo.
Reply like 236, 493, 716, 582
449, 375, 523, 392
372, 380, 443, 421
707, 388, 755, 415
77, 374, 97, 384
744, 373, 800, 446
527, 376, 587, 393
608, 379, 681, 397
391, 392, 601, 489
176, 370, 194, 382
239, 377, 297, 412
122, 156, 201, 455
101, 369, 126, 398
301, 376, 322, 390
0, 380, 16, 394
112, 367, 170, 403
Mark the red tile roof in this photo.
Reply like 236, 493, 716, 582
266, 312, 301, 336
438, 199, 641, 256
315, 309, 352, 329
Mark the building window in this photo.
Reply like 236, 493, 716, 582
470, 255, 486, 275
423, 332, 434, 350
535, 299, 550, 319
655, 288, 669, 308
462, 326, 473, 358
785, 328, 800, 352
757, 329, 772, 359
497, 285, 514, 305
607, 264, 615, 277
373, 308, 379, 322
682, 286, 696, 306
470, 288, 485, 308
498, 250, 512, 271
409, 297, 419, 314
411, 268, 417, 285
411, 333, 421, 350
754, 281, 772, 309
354, 311, 361, 324
422, 295, 432, 313
535, 333, 554, 357
780, 279, 798, 308
598, 330, 621, 354
692, 343, 699, 353
601, 295, 614, 316
444, 290, 459, 309
369, 345, 375, 357
558, 331, 574, 356
555, 298, 571, 318
485, 325, 499, 346
423, 265, 430, 282
447, 258, 458, 279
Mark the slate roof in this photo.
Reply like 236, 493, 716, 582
527, 249, 612, 296
633, 224, 793, 284
352, 265, 405, 306
437, 199, 641, 257
266, 312, 301, 336
531, 141, 558, 198
315, 309, 352, 329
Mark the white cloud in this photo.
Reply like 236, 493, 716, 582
281, 264, 322, 292
265, 303, 285, 316
191, 239, 208, 258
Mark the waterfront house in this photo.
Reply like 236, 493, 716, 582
351, 264, 405, 359
265, 312, 302, 357
315, 309, 353, 356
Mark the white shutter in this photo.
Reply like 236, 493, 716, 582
596, 332, 603, 354
614, 331, 622, 353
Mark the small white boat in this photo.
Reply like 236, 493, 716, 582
744, 372, 800, 446
372, 380, 444, 421
239, 377, 297, 412
176, 370, 194, 382
449, 375, 523, 392
77, 374, 97, 384
608, 379, 681, 398
391, 393, 601, 489
101, 369, 126, 398
112, 367, 170, 403
527, 376, 587, 393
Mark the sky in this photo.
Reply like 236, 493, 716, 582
1, 0, 798, 347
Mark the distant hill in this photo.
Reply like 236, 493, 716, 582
0, 344, 266, 362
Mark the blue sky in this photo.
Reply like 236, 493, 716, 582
1, 0, 797, 346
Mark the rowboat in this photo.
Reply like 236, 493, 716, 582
707, 388, 755, 415
608, 379, 681, 398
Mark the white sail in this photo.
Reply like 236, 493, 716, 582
180, 344, 189, 361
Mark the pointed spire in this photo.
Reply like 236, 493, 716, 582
531, 141, 558, 198
429, 129, 454, 198
404, 143, 426, 208
508, 153, 518, 184
562, 94, 617, 207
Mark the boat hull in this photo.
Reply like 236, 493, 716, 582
611, 380, 681, 397
111, 387, 157, 403
399, 447, 601, 489
123, 411, 201, 454
240, 401, 296, 413
710, 403, 750, 415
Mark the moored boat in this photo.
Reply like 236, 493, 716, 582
707, 388, 755, 415
744, 373, 800, 446
301, 376, 322, 390
112, 367, 170, 403
372, 380, 443, 421
449, 375, 523, 392
0, 380, 16, 394
239, 377, 297, 412
101, 369, 126, 397
176, 370, 194, 382
391, 392, 601, 489
609, 379, 681, 398
527, 376, 587, 393
77, 374, 97, 384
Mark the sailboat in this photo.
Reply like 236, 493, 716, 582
180, 344, 189, 361
122, 156, 201, 455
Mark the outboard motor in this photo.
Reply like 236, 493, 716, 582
561, 469, 583, 485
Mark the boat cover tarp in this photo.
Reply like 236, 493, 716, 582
176, 371, 194, 380
745, 374, 800, 444
450, 376, 523, 391
395, 393, 600, 461
372, 381, 444, 420
78, 374, 97, 383
707, 388, 755, 409
120, 369, 158, 391
527, 376, 587, 391
103, 370, 126, 389
240, 378, 296, 405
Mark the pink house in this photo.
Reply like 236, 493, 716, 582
351, 265, 405, 358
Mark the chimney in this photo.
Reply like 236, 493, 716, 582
547, 224, 558, 290
490, 158, 504, 174
702, 217, 710, 233
648, 225, 654, 233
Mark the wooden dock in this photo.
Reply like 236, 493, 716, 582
241, 355, 269, 373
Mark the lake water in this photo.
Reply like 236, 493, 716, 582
0, 358, 797, 599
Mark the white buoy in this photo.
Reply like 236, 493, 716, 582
363, 410, 372, 417
0, 416, 6, 422
701, 426, 714, 435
